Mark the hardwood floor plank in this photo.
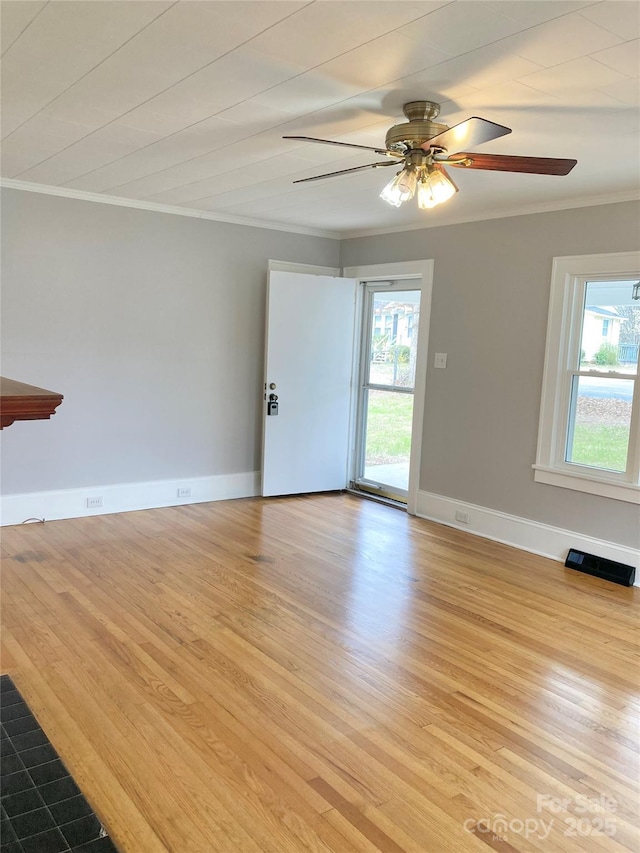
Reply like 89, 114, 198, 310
308, 777, 407, 853
1, 494, 637, 852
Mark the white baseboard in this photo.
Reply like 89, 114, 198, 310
416, 490, 639, 584
4, 481, 635, 585
1, 472, 260, 527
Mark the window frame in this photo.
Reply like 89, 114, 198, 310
534, 252, 640, 504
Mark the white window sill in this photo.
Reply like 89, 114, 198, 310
533, 465, 640, 504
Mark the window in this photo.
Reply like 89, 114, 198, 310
535, 252, 640, 504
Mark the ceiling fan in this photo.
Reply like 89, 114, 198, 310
284, 101, 577, 210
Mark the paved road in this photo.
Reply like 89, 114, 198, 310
580, 376, 634, 402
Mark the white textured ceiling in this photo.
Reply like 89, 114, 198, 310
1, 0, 638, 237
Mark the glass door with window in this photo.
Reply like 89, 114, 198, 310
354, 282, 421, 502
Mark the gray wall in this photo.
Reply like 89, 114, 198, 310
341, 200, 640, 549
1, 189, 339, 493
2, 189, 638, 549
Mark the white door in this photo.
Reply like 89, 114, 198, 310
262, 270, 357, 496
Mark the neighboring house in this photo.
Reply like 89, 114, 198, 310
372, 302, 417, 349
581, 306, 622, 360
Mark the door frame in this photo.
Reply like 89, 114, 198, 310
268, 259, 341, 277
343, 260, 434, 516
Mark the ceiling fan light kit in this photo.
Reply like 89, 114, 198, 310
418, 166, 458, 209
284, 100, 577, 212
379, 166, 417, 207
379, 161, 457, 210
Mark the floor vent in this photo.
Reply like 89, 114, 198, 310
565, 549, 635, 587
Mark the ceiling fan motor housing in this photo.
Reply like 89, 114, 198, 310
385, 100, 449, 151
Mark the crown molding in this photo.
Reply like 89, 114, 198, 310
0, 178, 341, 240
339, 190, 640, 240
2, 178, 637, 243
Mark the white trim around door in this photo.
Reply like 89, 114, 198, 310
268, 260, 341, 276
343, 260, 434, 516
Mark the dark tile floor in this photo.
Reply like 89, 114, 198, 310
1, 675, 119, 853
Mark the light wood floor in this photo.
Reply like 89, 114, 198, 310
1, 494, 638, 852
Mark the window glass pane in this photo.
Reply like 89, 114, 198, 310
368, 291, 420, 388
579, 280, 640, 373
566, 376, 634, 472
363, 389, 413, 490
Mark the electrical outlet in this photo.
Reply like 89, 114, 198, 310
455, 509, 470, 524
177, 487, 191, 498
86, 496, 103, 508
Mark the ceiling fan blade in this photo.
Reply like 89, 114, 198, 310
445, 152, 577, 175
293, 161, 398, 184
283, 135, 402, 158
422, 117, 511, 153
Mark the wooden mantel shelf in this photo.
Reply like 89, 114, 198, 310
0, 377, 64, 429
